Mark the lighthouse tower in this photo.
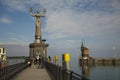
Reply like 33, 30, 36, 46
29, 6, 49, 61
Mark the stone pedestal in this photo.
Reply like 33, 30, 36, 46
29, 42, 49, 61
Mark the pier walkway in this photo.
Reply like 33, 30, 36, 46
13, 64, 51, 80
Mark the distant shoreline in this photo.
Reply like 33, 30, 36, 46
79, 58, 120, 65
7, 56, 28, 59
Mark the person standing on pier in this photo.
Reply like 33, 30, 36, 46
48, 56, 51, 62
27, 57, 32, 67
38, 55, 43, 69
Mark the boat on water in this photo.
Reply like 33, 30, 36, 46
0, 48, 7, 68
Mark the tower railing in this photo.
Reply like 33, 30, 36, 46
45, 61, 89, 80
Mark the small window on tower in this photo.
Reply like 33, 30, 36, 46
0, 49, 1, 53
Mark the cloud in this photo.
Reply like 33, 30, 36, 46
0, 32, 29, 46
43, 5, 120, 57
0, 42, 5, 45
44, 10, 120, 40
0, 43, 29, 56
1, 0, 27, 11
10, 37, 18, 41
0, 17, 12, 24
1, 0, 120, 13
1, 0, 120, 57
39, 0, 120, 13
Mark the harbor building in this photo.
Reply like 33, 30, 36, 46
0, 47, 7, 67
0, 48, 7, 62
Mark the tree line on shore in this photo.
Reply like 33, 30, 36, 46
7, 56, 28, 59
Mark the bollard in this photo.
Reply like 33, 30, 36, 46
62, 53, 71, 70
54, 55, 58, 65
62, 53, 71, 80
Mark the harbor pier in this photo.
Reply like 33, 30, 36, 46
0, 60, 89, 80
13, 64, 51, 80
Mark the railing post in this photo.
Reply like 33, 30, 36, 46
58, 66, 61, 80
0, 62, 1, 80
70, 71, 73, 80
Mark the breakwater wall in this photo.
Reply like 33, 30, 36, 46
79, 58, 120, 66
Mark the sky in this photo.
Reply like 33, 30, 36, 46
0, 0, 120, 58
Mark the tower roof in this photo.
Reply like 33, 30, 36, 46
81, 42, 84, 47
81, 42, 89, 50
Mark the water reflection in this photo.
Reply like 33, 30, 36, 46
81, 64, 90, 78
78, 60, 120, 80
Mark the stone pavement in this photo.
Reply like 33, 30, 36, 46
13, 64, 51, 80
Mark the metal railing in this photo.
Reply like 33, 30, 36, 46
45, 61, 89, 80
0, 62, 29, 80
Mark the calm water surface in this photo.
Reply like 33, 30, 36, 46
70, 58, 120, 80
8, 58, 25, 65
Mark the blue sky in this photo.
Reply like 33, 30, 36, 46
0, 0, 120, 58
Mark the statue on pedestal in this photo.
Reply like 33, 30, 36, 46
30, 5, 46, 43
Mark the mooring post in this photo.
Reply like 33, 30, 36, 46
63, 53, 71, 70
54, 55, 58, 65
62, 53, 71, 80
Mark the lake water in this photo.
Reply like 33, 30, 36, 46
8, 58, 25, 65
70, 58, 120, 80
73, 64, 120, 80
8, 58, 120, 80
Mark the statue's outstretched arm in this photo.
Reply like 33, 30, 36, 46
30, 13, 36, 17
30, 7, 35, 17
40, 8, 46, 17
